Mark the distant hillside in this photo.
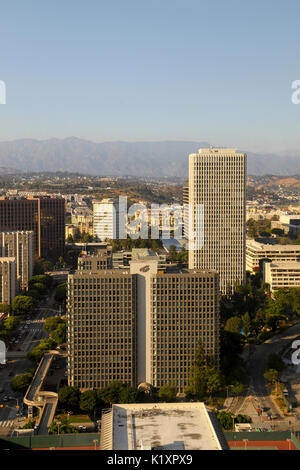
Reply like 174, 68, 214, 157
0, 138, 299, 176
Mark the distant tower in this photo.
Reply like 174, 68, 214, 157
188, 148, 246, 294
93, 199, 119, 240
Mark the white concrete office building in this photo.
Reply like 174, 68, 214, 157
246, 240, 300, 273
264, 261, 300, 292
93, 199, 119, 241
188, 148, 246, 294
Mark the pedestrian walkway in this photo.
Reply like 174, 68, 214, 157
0, 420, 14, 427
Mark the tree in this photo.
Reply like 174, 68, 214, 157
158, 384, 177, 402
224, 317, 242, 335
44, 316, 65, 333
58, 386, 81, 412
264, 368, 279, 384
11, 370, 35, 392
79, 390, 104, 419
29, 274, 53, 290
31, 282, 47, 295
0, 303, 10, 314
206, 369, 223, 397
54, 283, 67, 303
231, 382, 244, 396
185, 341, 222, 399
27, 338, 57, 363
216, 411, 234, 430
253, 308, 266, 332
242, 312, 252, 336
12, 295, 35, 315
168, 245, 177, 263
49, 419, 78, 435
52, 322, 66, 344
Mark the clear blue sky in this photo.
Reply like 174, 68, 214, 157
0, 0, 300, 152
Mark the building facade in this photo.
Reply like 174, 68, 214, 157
246, 240, 300, 272
0, 231, 34, 290
0, 196, 65, 258
188, 148, 246, 294
264, 261, 300, 291
67, 254, 220, 393
93, 199, 119, 240
67, 270, 137, 390
0, 258, 16, 304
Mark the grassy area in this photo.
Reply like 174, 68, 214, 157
56, 413, 93, 424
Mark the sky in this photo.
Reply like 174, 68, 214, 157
0, 0, 300, 153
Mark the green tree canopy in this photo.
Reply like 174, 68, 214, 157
157, 384, 177, 402
12, 295, 35, 315
224, 317, 242, 335
58, 386, 81, 412
264, 368, 279, 384
11, 370, 35, 392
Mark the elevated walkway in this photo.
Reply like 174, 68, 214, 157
23, 350, 59, 435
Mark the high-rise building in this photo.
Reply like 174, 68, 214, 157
67, 270, 137, 390
0, 196, 65, 258
93, 199, 119, 240
188, 148, 246, 294
0, 258, 16, 304
67, 254, 220, 392
0, 231, 34, 290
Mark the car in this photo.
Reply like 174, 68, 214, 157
3, 396, 8, 402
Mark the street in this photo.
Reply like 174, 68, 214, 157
226, 321, 300, 431
0, 294, 61, 435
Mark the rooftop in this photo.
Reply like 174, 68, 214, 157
247, 240, 300, 251
111, 403, 225, 450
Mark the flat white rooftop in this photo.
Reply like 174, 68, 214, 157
246, 240, 300, 251
112, 402, 224, 450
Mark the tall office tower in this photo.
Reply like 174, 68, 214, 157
0, 231, 34, 290
150, 269, 220, 392
67, 253, 220, 393
183, 182, 189, 239
130, 260, 220, 393
0, 196, 65, 258
93, 199, 119, 241
67, 270, 137, 390
0, 258, 16, 304
188, 148, 246, 295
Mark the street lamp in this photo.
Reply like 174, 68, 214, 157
243, 439, 248, 450
56, 419, 61, 435
93, 439, 98, 451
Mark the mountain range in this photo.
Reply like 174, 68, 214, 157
0, 137, 299, 177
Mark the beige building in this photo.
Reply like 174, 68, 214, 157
0, 258, 16, 304
188, 148, 246, 294
67, 254, 220, 393
0, 231, 34, 290
264, 261, 300, 291
67, 269, 137, 390
77, 250, 113, 271
246, 239, 300, 272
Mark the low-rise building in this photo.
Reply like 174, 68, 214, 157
246, 240, 300, 272
100, 402, 227, 450
264, 261, 300, 291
